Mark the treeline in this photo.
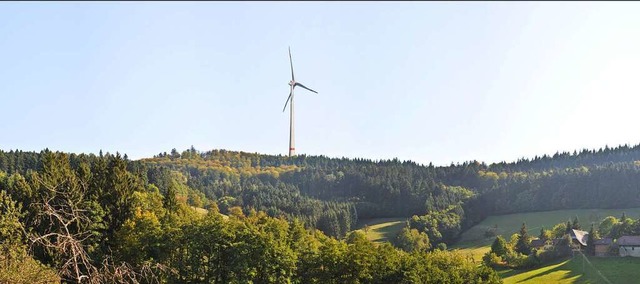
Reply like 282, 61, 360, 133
0, 150, 499, 283
144, 148, 450, 239
143, 144, 640, 245
3, 142, 640, 247
468, 162, 640, 223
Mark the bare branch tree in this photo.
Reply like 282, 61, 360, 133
28, 175, 171, 283
29, 175, 95, 282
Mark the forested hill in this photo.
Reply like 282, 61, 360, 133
2, 143, 640, 247
140, 144, 640, 244
488, 143, 640, 172
0, 150, 500, 283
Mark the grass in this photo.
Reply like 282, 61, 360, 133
450, 239, 491, 263
353, 218, 407, 243
499, 254, 640, 284
451, 207, 640, 283
587, 256, 640, 283
350, 209, 640, 282
458, 207, 640, 249
499, 257, 592, 284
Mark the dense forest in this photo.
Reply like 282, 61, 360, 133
2, 143, 640, 282
0, 150, 499, 283
141, 144, 640, 245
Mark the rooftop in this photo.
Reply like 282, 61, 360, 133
594, 237, 613, 245
618, 236, 640, 246
571, 229, 589, 246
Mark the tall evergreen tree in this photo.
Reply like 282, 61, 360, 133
586, 224, 596, 256
163, 181, 178, 213
572, 216, 581, 230
515, 223, 531, 255
565, 220, 573, 235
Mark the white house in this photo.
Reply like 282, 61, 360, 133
617, 236, 640, 257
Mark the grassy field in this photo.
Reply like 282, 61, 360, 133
353, 218, 407, 243
499, 257, 592, 284
354, 209, 640, 283
499, 254, 640, 284
586, 256, 640, 283
458, 207, 640, 248
452, 207, 640, 283
450, 239, 492, 263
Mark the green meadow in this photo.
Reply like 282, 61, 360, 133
352, 208, 640, 283
499, 254, 640, 284
353, 218, 407, 243
454, 207, 640, 283
459, 208, 640, 247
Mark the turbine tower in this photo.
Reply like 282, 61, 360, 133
282, 47, 317, 157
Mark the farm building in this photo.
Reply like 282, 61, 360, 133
618, 236, 640, 257
594, 237, 613, 257
570, 229, 588, 248
530, 239, 546, 249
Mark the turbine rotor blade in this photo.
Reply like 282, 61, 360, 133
282, 91, 292, 112
289, 47, 295, 81
294, 82, 318, 94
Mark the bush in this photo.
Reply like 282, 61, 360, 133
482, 252, 503, 269
522, 252, 541, 269
490, 235, 509, 257
536, 237, 574, 264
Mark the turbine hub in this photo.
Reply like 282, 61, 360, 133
289, 80, 295, 86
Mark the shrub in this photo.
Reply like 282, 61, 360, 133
482, 252, 503, 269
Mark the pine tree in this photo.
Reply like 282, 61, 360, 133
515, 223, 531, 255
565, 220, 573, 235
586, 224, 596, 256
490, 235, 508, 257
163, 181, 178, 213
572, 216, 581, 230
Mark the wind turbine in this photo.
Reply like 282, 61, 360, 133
282, 47, 317, 157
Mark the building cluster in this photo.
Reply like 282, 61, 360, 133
530, 229, 640, 257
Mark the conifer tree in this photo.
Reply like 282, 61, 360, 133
515, 223, 531, 255
586, 224, 597, 256
572, 216, 581, 230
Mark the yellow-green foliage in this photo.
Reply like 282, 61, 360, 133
142, 151, 299, 178
0, 251, 60, 284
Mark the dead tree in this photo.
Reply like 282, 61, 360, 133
29, 176, 170, 283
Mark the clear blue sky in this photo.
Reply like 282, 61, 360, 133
2, 2, 640, 166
